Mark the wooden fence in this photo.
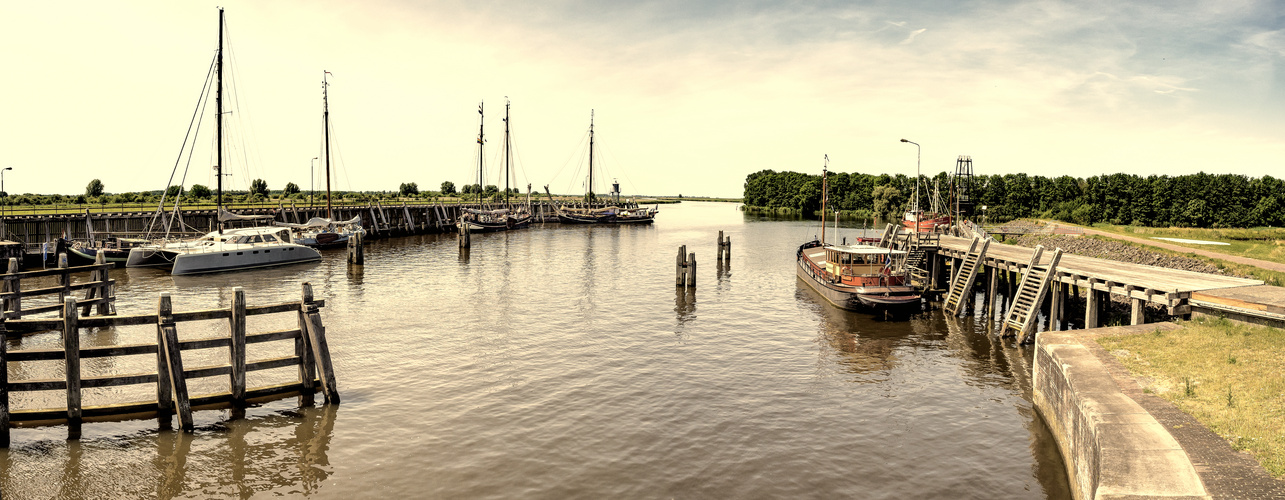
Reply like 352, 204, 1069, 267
2, 253, 115, 322
0, 283, 338, 447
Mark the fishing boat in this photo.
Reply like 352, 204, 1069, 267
554, 111, 656, 225
458, 100, 532, 233
126, 9, 321, 274
797, 156, 921, 312
63, 237, 147, 265
283, 71, 366, 248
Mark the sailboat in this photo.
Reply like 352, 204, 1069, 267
278, 71, 366, 248
125, 8, 321, 275
554, 110, 656, 225
457, 100, 532, 233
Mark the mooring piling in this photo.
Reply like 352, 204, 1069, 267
717, 231, 731, 262
347, 231, 364, 265
676, 246, 696, 288
459, 224, 471, 249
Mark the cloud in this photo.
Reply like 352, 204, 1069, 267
902, 28, 926, 45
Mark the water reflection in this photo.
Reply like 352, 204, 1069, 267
0, 403, 336, 498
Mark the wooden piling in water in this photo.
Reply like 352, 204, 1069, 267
230, 287, 248, 407
717, 231, 731, 262
157, 293, 193, 431
3, 258, 19, 317
63, 297, 81, 440
0, 326, 7, 448
687, 253, 697, 288
459, 224, 471, 249
348, 231, 364, 265
300, 283, 339, 404
676, 245, 687, 286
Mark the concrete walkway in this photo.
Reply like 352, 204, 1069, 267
1046, 221, 1285, 273
1075, 326, 1285, 499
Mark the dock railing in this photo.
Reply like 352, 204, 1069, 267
0, 282, 338, 447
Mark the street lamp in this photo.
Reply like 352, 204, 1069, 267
899, 139, 920, 232
310, 157, 318, 205
1, 167, 11, 195
981, 205, 988, 227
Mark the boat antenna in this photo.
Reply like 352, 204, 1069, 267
820, 154, 828, 245
215, 7, 225, 235
323, 70, 333, 220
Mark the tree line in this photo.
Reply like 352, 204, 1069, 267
743, 170, 1285, 228
0, 179, 530, 206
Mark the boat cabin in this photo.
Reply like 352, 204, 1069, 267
823, 245, 906, 279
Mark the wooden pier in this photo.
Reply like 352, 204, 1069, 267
0, 283, 337, 446
926, 232, 1263, 341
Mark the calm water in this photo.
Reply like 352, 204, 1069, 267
1, 201, 1070, 499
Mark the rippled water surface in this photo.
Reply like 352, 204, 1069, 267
1, 201, 1070, 498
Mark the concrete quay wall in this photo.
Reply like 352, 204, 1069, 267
1032, 324, 1209, 500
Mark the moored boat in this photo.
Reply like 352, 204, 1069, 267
796, 155, 921, 313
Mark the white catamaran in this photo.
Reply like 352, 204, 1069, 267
125, 8, 320, 275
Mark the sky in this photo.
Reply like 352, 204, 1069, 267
1, 0, 1282, 199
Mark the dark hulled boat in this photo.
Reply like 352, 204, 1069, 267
796, 240, 922, 311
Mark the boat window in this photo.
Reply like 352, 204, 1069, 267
263, 234, 278, 243
250, 235, 264, 243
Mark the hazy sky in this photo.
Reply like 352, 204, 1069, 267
1, 1, 1282, 198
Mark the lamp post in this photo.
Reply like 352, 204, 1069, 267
899, 139, 920, 232
310, 157, 318, 205
981, 205, 988, 227
1, 166, 11, 195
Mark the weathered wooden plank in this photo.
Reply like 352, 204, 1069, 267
81, 372, 160, 389
158, 293, 193, 431
246, 355, 300, 372
246, 328, 301, 344
0, 327, 8, 447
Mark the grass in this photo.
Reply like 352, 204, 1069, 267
1097, 318, 1285, 478
1089, 223, 1285, 266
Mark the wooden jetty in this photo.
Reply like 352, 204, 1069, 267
900, 224, 1265, 343
0, 283, 337, 446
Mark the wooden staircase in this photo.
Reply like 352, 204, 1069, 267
905, 247, 930, 288
999, 246, 1064, 344
944, 236, 990, 316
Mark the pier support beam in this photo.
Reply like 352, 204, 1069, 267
986, 267, 998, 323
1131, 298, 1146, 326
1085, 283, 1101, 329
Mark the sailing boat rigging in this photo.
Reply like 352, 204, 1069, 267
277, 71, 366, 248
457, 99, 531, 233
125, 8, 321, 274
554, 110, 657, 225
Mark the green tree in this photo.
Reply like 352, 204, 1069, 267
399, 182, 419, 196
440, 181, 456, 196
189, 184, 212, 199
86, 179, 105, 197
283, 182, 300, 196
249, 179, 269, 197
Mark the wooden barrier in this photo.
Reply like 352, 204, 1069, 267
0, 283, 338, 446
1, 253, 115, 323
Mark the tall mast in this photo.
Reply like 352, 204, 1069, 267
504, 99, 511, 208
323, 71, 332, 220
588, 110, 595, 202
821, 155, 828, 245
477, 101, 484, 204
215, 7, 225, 234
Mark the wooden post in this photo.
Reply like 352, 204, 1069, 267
63, 297, 82, 439
57, 253, 70, 304
300, 283, 340, 404
676, 245, 687, 287
3, 257, 18, 318
347, 231, 364, 265
1, 326, 9, 448
157, 293, 193, 431
717, 231, 724, 261
297, 284, 318, 404
724, 236, 730, 261
230, 287, 247, 408
1049, 281, 1062, 331
1131, 298, 1145, 325
1085, 281, 1100, 329
687, 253, 696, 288
986, 266, 998, 322
458, 223, 470, 249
